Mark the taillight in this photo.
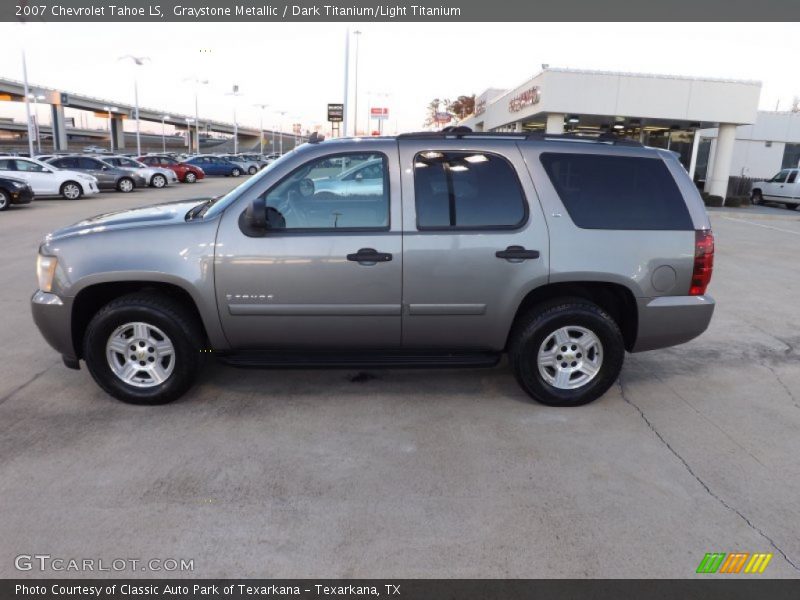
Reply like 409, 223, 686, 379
690, 229, 714, 296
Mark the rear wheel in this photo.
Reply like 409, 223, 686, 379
248, 166, 257, 175
184, 171, 197, 183
151, 173, 167, 188
83, 293, 203, 405
0, 190, 9, 211
509, 299, 625, 407
60, 181, 83, 200
231, 168, 241, 177
117, 177, 135, 193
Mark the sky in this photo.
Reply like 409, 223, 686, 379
1, 22, 800, 137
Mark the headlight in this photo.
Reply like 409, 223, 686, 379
36, 254, 58, 293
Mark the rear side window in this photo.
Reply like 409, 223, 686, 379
413, 151, 527, 230
540, 153, 693, 230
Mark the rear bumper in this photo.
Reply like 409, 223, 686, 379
31, 290, 77, 364
632, 295, 715, 352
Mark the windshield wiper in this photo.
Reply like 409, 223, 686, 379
186, 196, 219, 220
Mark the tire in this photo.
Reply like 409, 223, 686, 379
231, 168, 241, 177
508, 299, 625, 407
0, 190, 9, 211
248, 166, 257, 175
60, 181, 83, 200
117, 177, 135, 193
83, 293, 204, 405
184, 171, 197, 183
151, 174, 167, 188
751, 190, 762, 205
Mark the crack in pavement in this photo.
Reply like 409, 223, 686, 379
0, 361, 60, 407
765, 365, 800, 411
617, 376, 800, 573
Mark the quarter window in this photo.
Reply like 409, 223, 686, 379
413, 151, 527, 229
260, 152, 389, 231
540, 152, 693, 231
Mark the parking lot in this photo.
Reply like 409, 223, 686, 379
1, 179, 799, 578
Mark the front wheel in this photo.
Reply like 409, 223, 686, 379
117, 177, 135, 193
508, 300, 625, 407
151, 174, 167, 188
751, 189, 762, 205
231, 168, 241, 177
60, 181, 83, 200
184, 171, 197, 183
83, 293, 203, 405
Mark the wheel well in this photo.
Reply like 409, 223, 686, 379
60, 180, 82, 192
71, 282, 208, 358
508, 282, 638, 351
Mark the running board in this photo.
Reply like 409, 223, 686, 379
218, 350, 502, 369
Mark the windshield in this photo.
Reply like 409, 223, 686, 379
201, 148, 302, 219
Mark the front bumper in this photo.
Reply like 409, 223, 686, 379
632, 295, 715, 352
31, 290, 77, 365
10, 186, 33, 204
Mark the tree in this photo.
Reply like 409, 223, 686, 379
448, 95, 476, 119
423, 98, 448, 127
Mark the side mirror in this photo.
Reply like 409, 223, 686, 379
101, 165, 108, 170
354, 172, 364, 182
244, 196, 267, 230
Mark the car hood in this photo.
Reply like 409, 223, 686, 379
45, 199, 208, 242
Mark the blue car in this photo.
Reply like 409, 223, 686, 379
184, 156, 243, 177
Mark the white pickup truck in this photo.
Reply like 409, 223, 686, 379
751, 168, 800, 209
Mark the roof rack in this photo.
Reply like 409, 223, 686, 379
397, 126, 642, 147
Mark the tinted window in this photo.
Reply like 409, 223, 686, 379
261, 152, 389, 230
771, 169, 790, 183
52, 157, 78, 169
0, 159, 14, 170
79, 158, 102, 169
14, 159, 44, 172
789, 171, 798, 184
413, 151, 527, 229
540, 153, 693, 231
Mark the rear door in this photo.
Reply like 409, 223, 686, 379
399, 140, 550, 351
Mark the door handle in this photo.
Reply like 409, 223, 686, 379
495, 245, 540, 260
347, 248, 393, 264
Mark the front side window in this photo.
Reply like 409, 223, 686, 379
260, 152, 389, 231
540, 152, 693, 231
413, 151, 527, 230
771, 169, 790, 183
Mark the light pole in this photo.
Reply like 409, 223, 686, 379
343, 27, 350, 137
225, 85, 243, 154
184, 77, 209, 155
185, 118, 194, 149
161, 115, 170, 153
276, 110, 288, 155
104, 106, 118, 153
353, 30, 362, 136
118, 55, 149, 157
253, 103, 270, 155
28, 92, 45, 153
21, 50, 34, 157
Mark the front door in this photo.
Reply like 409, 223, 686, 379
214, 149, 403, 350
762, 169, 791, 202
399, 141, 550, 351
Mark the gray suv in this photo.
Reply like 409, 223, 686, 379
31, 129, 715, 406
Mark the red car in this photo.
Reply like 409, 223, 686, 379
137, 155, 205, 183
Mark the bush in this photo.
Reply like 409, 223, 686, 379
724, 195, 751, 208
704, 195, 723, 207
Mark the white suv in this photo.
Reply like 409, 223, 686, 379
751, 168, 800, 209
0, 156, 99, 200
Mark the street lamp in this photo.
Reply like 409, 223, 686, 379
103, 106, 118, 153
353, 30, 362, 136
21, 50, 35, 157
183, 77, 209, 154
225, 84, 244, 154
161, 115, 170, 153
184, 118, 195, 150
276, 110, 288, 155
253, 103, 270, 155
27, 92, 45, 153
118, 55, 150, 157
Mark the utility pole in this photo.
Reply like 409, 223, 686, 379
21, 50, 34, 157
343, 28, 350, 137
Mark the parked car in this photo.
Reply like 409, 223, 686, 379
46, 156, 146, 192
138, 155, 205, 183
83, 145, 110, 154
0, 175, 33, 211
751, 168, 800, 209
101, 156, 178, 188
312, 157, 385, 197
184, 155, 243, 177
238, 154, 271, 170
0, 156, 99, 200
219, 155, 259, 175
31, 130, 715, 406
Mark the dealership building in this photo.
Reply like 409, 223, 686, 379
460, 67, 800, 196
